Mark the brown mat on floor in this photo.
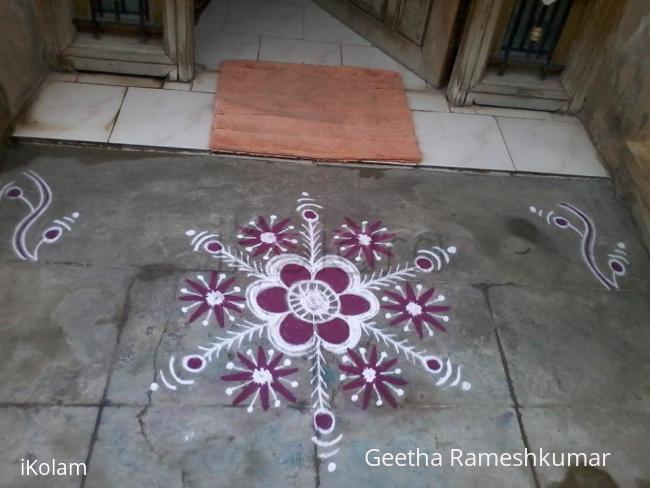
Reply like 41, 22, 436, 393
210, 60, 421, 164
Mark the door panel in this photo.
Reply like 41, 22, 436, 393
313, 0, 464, 87
350, 0, 387, 21
397, 0, 433, 45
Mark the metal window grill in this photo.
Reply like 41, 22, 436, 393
498, 0, 574, 77
81, 0, 151, 41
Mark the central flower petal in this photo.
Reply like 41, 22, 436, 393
256, 286, 288, 313
315, 267, 349, 293
316, 317, 350, 345
339, 294, 371, 315
280, 264, 311, 287
279, 314, 314, 345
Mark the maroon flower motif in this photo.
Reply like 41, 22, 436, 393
221, 347, 299, 411
249, 256, 378, 355
238, 215, 298, 259
178, 272, 245, 327
382, 283, 450, 339
334, 218, 395, 267
339, 346, 407, 408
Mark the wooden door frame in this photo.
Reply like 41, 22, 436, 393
446, 0, 626, 112
54, 0, 194, 81
161, 0, 195, 81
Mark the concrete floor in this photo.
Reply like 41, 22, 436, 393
0, 143, 648, 487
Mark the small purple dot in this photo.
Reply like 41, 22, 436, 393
6, 188, 21, 198
187, 357, 204, 370
610, 261, 624, 273
303, 210, 317, 220
315, 411, 334, 431
553, 217, 569, 228
416, 257, 433, 270
205, 241, 222, 253
426, 359, 441, 372
44, 228, 61, 240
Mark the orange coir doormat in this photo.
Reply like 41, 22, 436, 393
210, 60, 422, 164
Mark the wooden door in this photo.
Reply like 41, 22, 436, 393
351, 0, 432, 44
313, 0, 465, 87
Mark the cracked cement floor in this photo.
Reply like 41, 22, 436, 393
0, 143, 649, 488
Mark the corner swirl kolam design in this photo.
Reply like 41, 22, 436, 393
1, 171, 80, 261
530, 203, 630, 290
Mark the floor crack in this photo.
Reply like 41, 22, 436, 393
474, 283, 541, 488
79, 274, 137, 488
135, 389, 163, 460
135, 316, 172, 460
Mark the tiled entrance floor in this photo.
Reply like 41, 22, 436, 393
12, 0, 608, 177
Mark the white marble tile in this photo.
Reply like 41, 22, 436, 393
478, 107, 552, 120
76, 73, 162, 88
13, 81, 125, 142
451, 105, 551, 120
48, 72, 77, 82
303, 7, 370, 45
497, 117, 608, 177
550, 113, 581, 124
163, 81, 191, 91
342, 45, 426, 90
192, 70, 219, 93
223, 0, 303, 39
196, 0, 228, 32
109, 88, 213, 150
448, 105, 482, 116
259, 37, 341, 65
450, 105, 582, 124
413, 112, 515, 171
195, 31, 260, 70
407, 89, 448, 112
